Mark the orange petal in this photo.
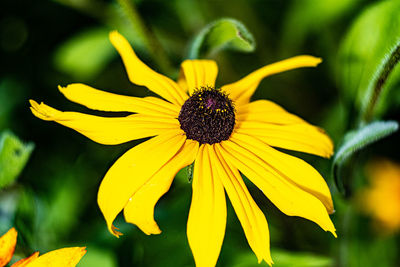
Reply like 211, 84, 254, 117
0, 228, 17, 267
11, 252, 39, 267
28, 247, 86, 267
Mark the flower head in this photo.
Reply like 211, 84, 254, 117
360, 160, 400, 233
0, 228, 86, 267
30, 31, 336, 266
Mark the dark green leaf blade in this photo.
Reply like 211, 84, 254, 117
332, 120, 399, 193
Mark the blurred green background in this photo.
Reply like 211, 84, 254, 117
1, 0, 399, 266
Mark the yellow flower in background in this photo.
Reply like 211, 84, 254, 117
0, 228, 86, 267
361, 160, 400, 233
30, 31, 336, 266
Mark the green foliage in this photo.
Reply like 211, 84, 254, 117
78, 246, 117, 267
54, 28, 115, 80
188, 18, 255, 59
0, 131, 34, 189
360, 42, 400, 122
337, 0, 400, 118
282, 0, 362, 51
332, 121, 399, 193
232, 250, 331, 267
0, 79, 25, 129
42, 171, 87, 241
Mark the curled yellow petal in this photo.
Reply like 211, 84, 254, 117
221, 56, 322, 105
214, 145, 273, 265
179, 60, 218, 95
221, 134, 336, 236
236, 100, 334, 158
29, 100, 179, 145
123, 139, 199, 235
58, 83, 180, 117
109, 31, 187, 105
230, 133, 334, 213
98, 132, 187, 237
187, 145, 227, 267
28, 247, 86, 267
0, 228, 17, 267
236, 122, 333, 159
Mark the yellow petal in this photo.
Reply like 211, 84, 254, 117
59, 83, 180, 117
236, 121, 333, 158
221, 135, 336, 236
236, 99, 333, 158
98, 132, 186, 236
27, 247, 86, 267
177, 69, 189, 92
236, 99, 306, 124
230, 133, 334, 213
29, 100, 179, 145
109, 31, 187, 105
214, 145, 273, 265
123, 139, 199, 235
187, 145, 226, 267
11, 252, 39, 267
221, 56, 322, 105
0, 228, 17, 267
180, 60, 218, 95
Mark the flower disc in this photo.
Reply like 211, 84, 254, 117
178, 86, 235, 144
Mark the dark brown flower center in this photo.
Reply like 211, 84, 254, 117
178, 86, 235, 144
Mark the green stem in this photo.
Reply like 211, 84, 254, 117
338, 203, 353, 267
116, 0, 173, 75
54, 0, 108, 19
362, 43, 400, 123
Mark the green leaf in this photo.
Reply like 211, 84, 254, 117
337, 0, 400, 118
332, 120, 399, 193
0, 131, 34, 189
54, 28, 115, 80
188, 18, 255, 59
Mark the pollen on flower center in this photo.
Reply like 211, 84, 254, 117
178, 86, 235, 144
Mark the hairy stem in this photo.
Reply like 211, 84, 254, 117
362, 43, 400, 123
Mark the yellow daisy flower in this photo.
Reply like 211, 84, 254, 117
30, 31, 336, 266
0, 228, 86, 267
